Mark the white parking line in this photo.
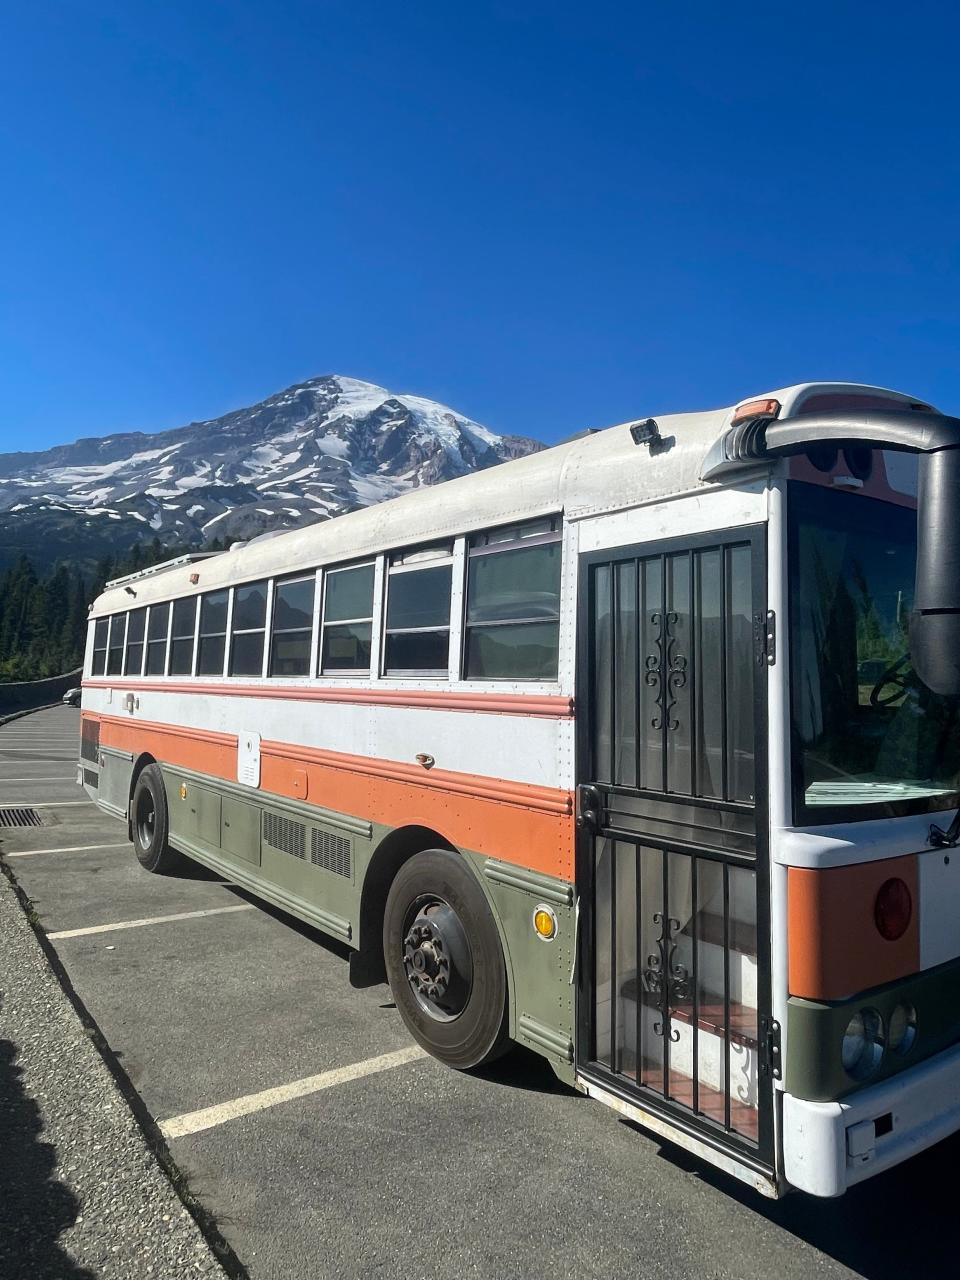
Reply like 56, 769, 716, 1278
47, 904, 255, 940
0, 800, 92, 808
0, 751, 79, 757
158, 1045, 428, 1139
0, 776, 78, 783
5, 842, 130, 859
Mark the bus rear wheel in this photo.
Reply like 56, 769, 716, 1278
131, 764, 183, 874
384, 849, 509, 1070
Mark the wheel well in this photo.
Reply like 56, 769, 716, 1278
127, 753, 157, 838
349, 825, 456, 988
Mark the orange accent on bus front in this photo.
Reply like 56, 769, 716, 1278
787, 856, 920, 1001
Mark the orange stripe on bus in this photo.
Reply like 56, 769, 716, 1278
90, 713, 574, 881
81, 679, 574, 719
787, 857, 919, 1001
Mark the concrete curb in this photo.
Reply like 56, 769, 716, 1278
0, 858, 242, 1278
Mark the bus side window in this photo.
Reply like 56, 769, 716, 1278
229, 580, 269, 676
320, 563, 375, 675
123, 607, 147, 676
169, 597, 198, 676
106, 614, 127, 676
145, 602, 171, 675
270, 576, 315, 677
463, 518, 562, 680
91, 618, 109, 675
197, 590, 229, 676
383, 544, 453, 676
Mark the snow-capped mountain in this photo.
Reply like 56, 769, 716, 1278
0, 375, 542, 571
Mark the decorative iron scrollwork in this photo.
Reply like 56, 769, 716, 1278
647, 610, 687, 733
641, 911, 690, 1042
644, 612, 664, 728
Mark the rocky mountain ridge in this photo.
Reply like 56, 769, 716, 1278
0, 375, 542, 571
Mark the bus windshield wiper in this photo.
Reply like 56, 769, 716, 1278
929, 809, 960, 848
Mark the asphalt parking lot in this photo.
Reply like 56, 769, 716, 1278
2, 706, 960, 1280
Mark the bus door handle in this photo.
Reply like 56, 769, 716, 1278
576, 785, 603, 834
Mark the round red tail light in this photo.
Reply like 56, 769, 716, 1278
874, 878, 913, 941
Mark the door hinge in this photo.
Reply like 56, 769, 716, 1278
754, 610, 776, 667
759, 1016, 782, 1080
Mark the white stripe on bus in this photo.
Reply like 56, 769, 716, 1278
158, 1045, 428, 1139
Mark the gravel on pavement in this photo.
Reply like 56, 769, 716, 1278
0, 860, 234, 1280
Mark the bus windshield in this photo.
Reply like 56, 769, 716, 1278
790, 482, 960, 821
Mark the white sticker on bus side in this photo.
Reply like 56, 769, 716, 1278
237, 731, 261, 787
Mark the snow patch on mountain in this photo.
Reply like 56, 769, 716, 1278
0, 375, 542, 570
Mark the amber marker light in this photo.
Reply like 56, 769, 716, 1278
533, 905, 558, 941
731, 397, 781, 424
179, 783, 188, 800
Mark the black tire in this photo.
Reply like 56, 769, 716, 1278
384, 849, 510, 1070
131, 764, 183, 874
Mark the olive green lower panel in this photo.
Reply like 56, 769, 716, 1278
470, 855, 576, 1085
787, 953, 960, 1102
158, 764, 578, 1083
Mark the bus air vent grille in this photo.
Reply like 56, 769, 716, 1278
0, 807, 43, 828
311, 828, 352, 878
264, 812, 306, 859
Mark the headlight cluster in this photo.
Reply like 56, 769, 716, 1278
841, 1003, 917, 1080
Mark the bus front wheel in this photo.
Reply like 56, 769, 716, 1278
131, 765, 183, 874
384, 849, 510, 1070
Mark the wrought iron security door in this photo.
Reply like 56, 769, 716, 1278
576, 528, 775, 1167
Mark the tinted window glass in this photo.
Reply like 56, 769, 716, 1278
274, 578, 314, 630
386, 566, 452, 630
270, 630, 312, 677
464, 622, 560, 680
147, 603, 169, 640
467, 544, 561, 623
270, 577, 315, 677
230, 631, 265, 677
197, 634, 226, 676
168, 597, 198, 676
200, 590, 229, 635
145, 603, 170, 677
325, 565, 374, 622
320, 565, 374, 674
464, 525, 562, 680
92, 618, 109, 675
123, 607, 147, 676
384, 630, 449, 672
232, 581, 267, 630
106, 616, 125, 675
321, 623, 372, 672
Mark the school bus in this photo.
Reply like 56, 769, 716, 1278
80, 381, 960, 1197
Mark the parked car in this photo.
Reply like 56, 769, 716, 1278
62, 687, 81, 706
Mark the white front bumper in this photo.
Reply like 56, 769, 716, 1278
783, 1039, 960, 1196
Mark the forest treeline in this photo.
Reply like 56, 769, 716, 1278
0, 537, 226, 682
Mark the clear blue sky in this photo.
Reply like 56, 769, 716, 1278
2, 1, 958, 449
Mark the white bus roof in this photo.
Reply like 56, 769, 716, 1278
90, 381, 929, 617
